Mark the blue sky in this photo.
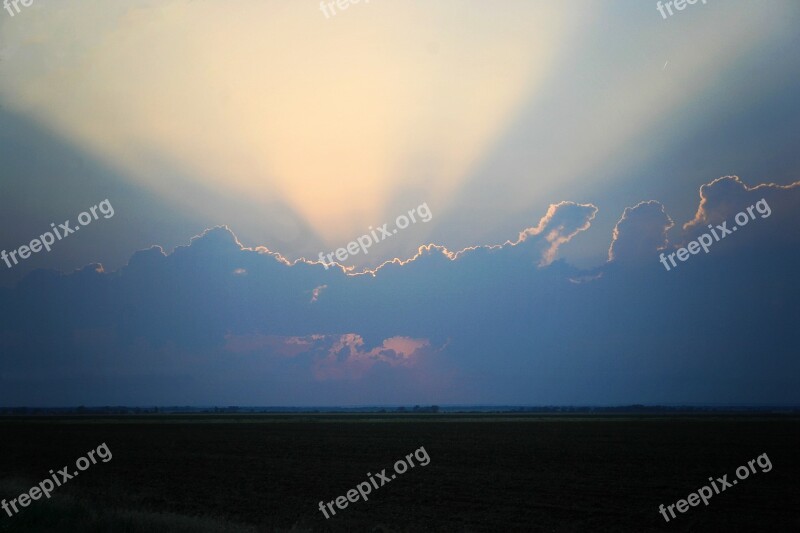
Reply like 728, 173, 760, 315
0, 1, 798, 405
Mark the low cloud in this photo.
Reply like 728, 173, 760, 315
607, 201, 674, 264
0, 178, 798, 405
515, 202, 599, 266
313, 334, 431, 381
683, 176, 800, 234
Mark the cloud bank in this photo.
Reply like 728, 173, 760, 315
0, 177, 798, 406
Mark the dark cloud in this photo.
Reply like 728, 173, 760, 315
607, 201, 674, 264
0, 180, 798, 406
681, 176, 800, 248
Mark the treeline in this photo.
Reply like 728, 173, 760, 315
0, 405, 796, 415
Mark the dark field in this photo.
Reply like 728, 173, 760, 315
0, 415, 798, 532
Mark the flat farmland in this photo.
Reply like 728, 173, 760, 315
0, 415, 797, 532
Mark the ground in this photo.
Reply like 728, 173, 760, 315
0, 414, 797, 532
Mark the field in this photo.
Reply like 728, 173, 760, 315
0, 414, 798, 532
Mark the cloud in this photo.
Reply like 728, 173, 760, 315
682, 176, 800, 232
607, 201, 674, 264
223, 332, 433, 382
223, 333, 320, 358
313, 334, 431, 381
310, 285, 327, 303
0, 178, 798, 405
679, 176, 800, 250
313, 200, 597, 275
513, 202, 598, 266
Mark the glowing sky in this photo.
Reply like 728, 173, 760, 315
1, 1, 568, 238
1, 0, 799, 274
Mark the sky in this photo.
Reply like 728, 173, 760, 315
0, 0, 798, 406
